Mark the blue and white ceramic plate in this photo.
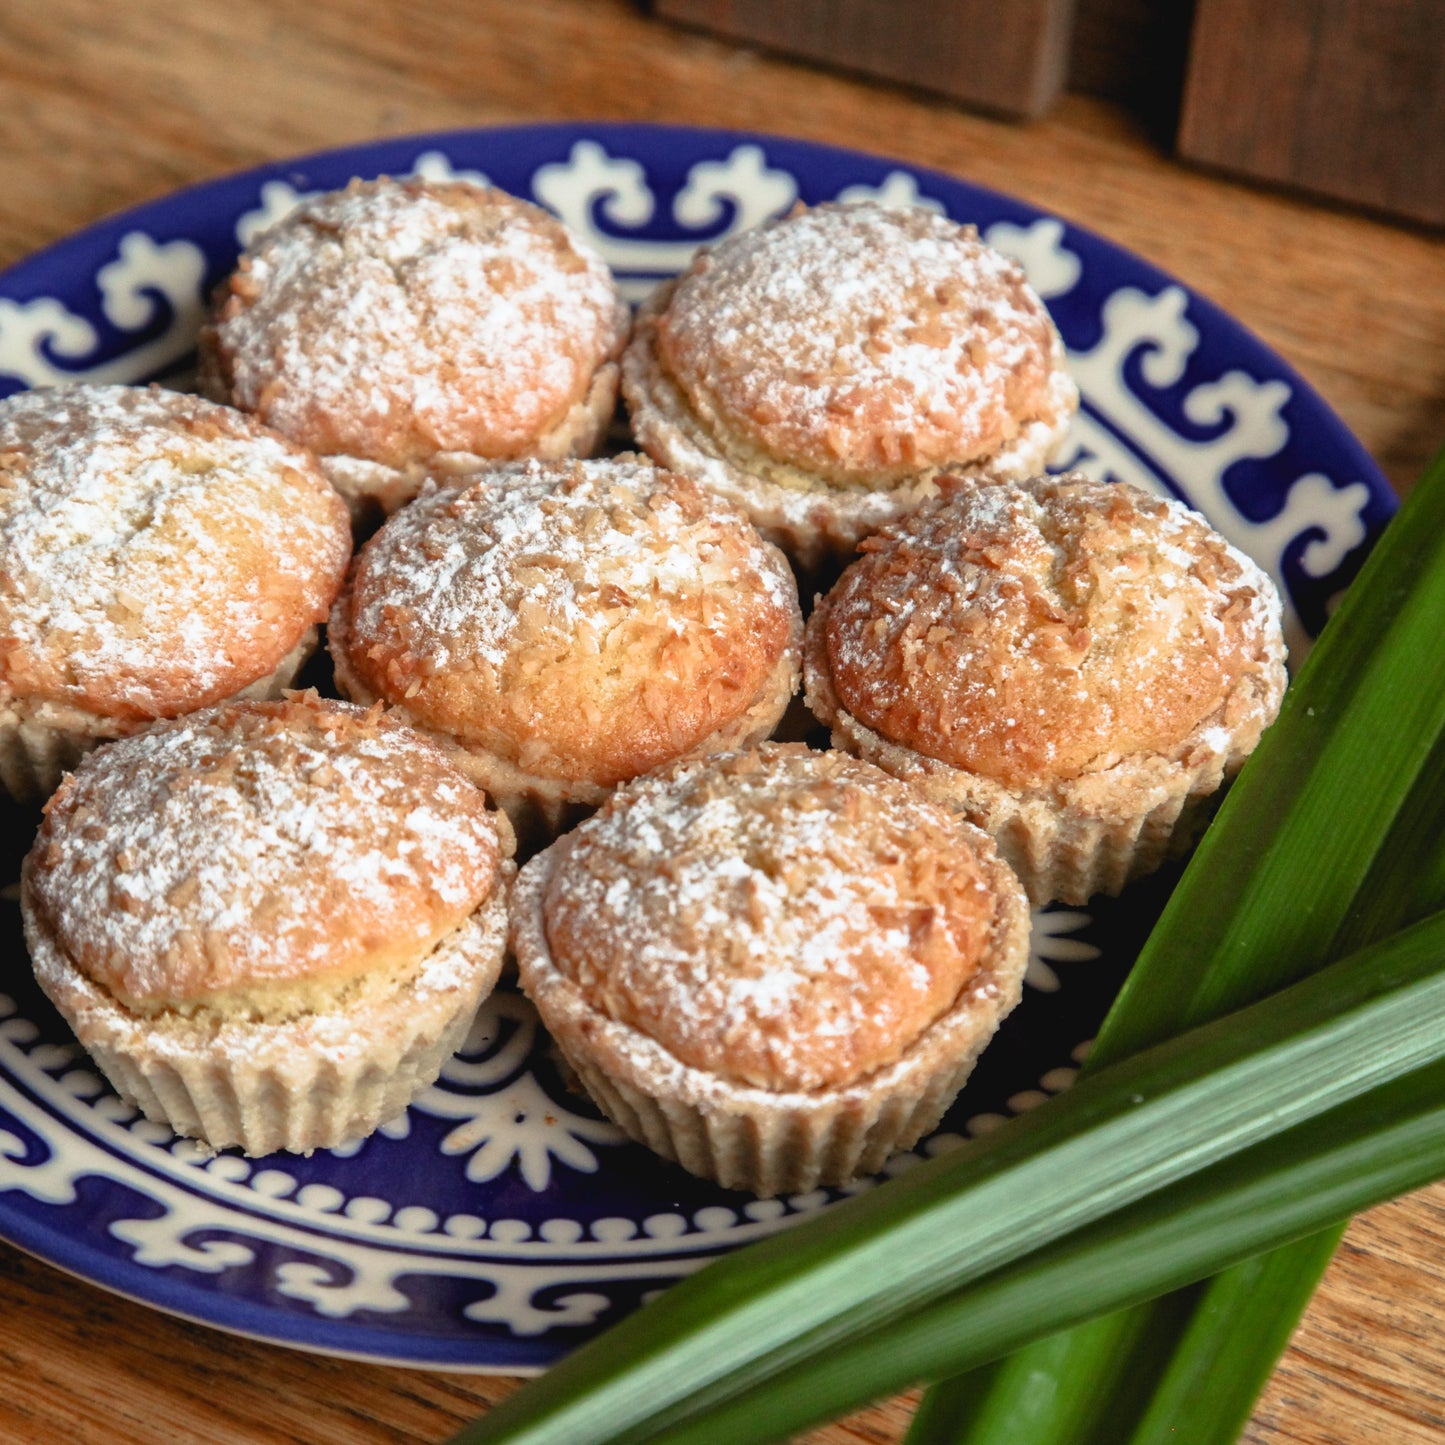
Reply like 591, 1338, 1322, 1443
0, 123, 1394, 1373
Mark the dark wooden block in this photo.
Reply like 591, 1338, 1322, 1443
1069, 0, 1197, 138
651, 0, 1078, 119
1179, 0, 1445, 227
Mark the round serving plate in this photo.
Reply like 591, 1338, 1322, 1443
0, 122, 1395, 1372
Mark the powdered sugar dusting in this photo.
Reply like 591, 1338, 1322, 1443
337, 458, 800, 782
656, 202, 1069, 483
0, 386, 350, 720
348, 459, 791, 674
210, 180, 626, 467
28, 698, 504, 1006
541, 745, 1000, 1092
818, 475, 1286, 788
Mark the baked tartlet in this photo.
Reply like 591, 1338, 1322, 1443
0, 384, 352, 802
805, 475, 1288, 905
200, 177, 631, 525
622, 201, 1078, 573
512, 743, 1031, 1196
21, 694, 514, 1156
328, 456, 803, 850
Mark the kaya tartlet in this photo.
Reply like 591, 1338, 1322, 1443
21, 695, 514, 1156
512, 744, 1031, 1196
200, 177, 630, 525
328, 456, 803, 849
0, 385, 351, 802
622, 201, 1078, 573
804, 474, 1288, 905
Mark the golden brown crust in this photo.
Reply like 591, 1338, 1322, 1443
334, 631, 803, 859
804, 475, 1288, 903
200, 178, 630, 496
537, 745, 1002, 1093
25, 694, 513, 1011
655, 204, 1071, 486
512, 743, 1032, 1193
621, 203, 1077, 570
23, 874, 511, 1157
328, 457, 803, 791
0, 385, 351, 723
815, 475, 1283, 791
311, 354, 623, 529
0, 624, 318, 805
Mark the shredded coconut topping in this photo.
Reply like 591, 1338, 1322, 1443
652, 202, 1072, 487
540, 744, 1000, 1092
27, 696, 505, 1008
0, 385, 351, 721
336, 457, 800, 784
205, 179, 628, 470
817, 475, 1285, 789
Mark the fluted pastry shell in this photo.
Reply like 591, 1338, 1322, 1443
0, 384, 351, 800
21, 694, 514, 1154
805, 475, 1288, 904
329, 457, 803, 852
200, 178, 630, 527
622, 201, 1077, 574
512, 744, 1031, 1196
25, 889, 509, 1157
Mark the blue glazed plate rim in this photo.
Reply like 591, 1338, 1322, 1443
0, 121, 1396, 1373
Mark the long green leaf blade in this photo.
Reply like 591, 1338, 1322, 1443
910, 444, 1445, 1445
904, 1301, 1198, 1445
626, 1057, 1445, 1445
911, 1233, 1343, 1445
1104, 588, 1445, 1445
450, 908, 1445, 1445
1100, 440, 1445, 1064
1119, 1229, 1345, 1445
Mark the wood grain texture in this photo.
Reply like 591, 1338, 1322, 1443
0, 3, 1442, 1443
1179, 0, 1445, 226
651, 0, 1076, 118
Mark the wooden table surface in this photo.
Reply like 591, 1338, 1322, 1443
2, 3, 1443, 1443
